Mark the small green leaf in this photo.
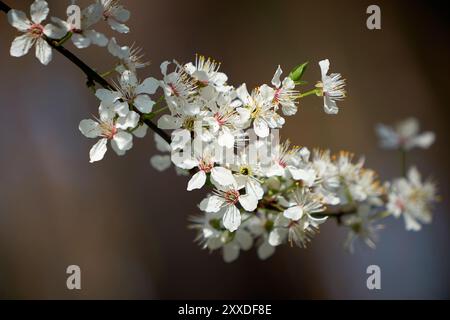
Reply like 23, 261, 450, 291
289, 62, 308, 83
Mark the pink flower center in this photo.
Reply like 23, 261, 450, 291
273, 88, 282, 103
214, 113, 226, 126
100, 123, 118, 140
168, 83, 179, 97
224, 189, 240, 205
395, 198, 405, 211
198, 159, 213, 173
28, 24, 44, 38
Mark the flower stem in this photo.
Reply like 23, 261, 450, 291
299, 88, 319, 98
400, 149, 407, 177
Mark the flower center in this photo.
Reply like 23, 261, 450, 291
28, 24, 44, 38
168, 83, 179, 97
99, 122, 117, 140
273, 88, 282, 103
182, 117, 196, 131
239, 166, 251, 176
224, 189, 240, 205
198, 158, 213, 173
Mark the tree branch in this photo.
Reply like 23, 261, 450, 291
0, 1, 171, 145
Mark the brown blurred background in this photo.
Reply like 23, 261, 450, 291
0, 0, 449, 299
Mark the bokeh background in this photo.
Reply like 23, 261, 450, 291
0, 0, 449, 299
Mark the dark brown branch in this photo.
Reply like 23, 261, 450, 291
0, 1, 171, 145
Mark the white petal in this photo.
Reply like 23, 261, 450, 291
268, 228, 288, 246
30, 0, 49, 24
157, 115, 181, 130
134, 95, 155, 114
10, 34, 34, 57
411, 132, 435, 149
271, 65, 282, 88
253, 118, 269, 138
89, 138, 108, 163
217, 128, 235, 148
223, 243, 240, 263
222, 205, 241, 232
246, 179, 264, 200
257, 241, 276, 260
150, 155, 171, 171
114, 7, 130, 22
154, 133, 171, 152
170, 129, 191, 150
79, 119, 101, 138
110, 138, 126, 156
116, 111, 139, 130
289, 168, 316, 186
86, 30, 108, 47
95, 89, 121, 104
211, 167, 235, 187
35, 38, 52, 65
235, 230, 253, 251
187, 171, 207, 191
107, 37, 128, 58
72, 34, 91, 49
107, 19, 129, 33
44, 23, 67, 39
324, 95, 339, 114
376, 124, 399, 149
281, 102, 298, 116
238, 193, 258, 212
284, 205, 304, 221
404, 214, 421, 231
133, 124, 148, 138
7, 10, 31, 32
319, 59, 330, 79
112, 131, 133, 151
113, 101, 130, 117
199, 195, 224, 213
120, 70, 137, 88
398, 117, 419, 138
136, 77, 159, 95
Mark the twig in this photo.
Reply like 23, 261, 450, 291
0, 1, 171, 145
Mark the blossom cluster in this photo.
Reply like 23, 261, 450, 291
4, 0, 439, 262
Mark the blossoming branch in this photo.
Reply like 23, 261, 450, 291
1, 0, 438, 262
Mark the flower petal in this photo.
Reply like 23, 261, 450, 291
211, 167, 235, 187
222, 205, 241, 232
10, 34, 34, 57
150, 155, 171, 171
79, 119, 101, 138
187, 171, 207, 191
35, 38, 52, 65
223, 243, 240, 263
319, 59, 330, 79
257, 241, 276, 260
238, 193, 258, 212
116, 111, 139, 130
136, 77, 159, 95
199, 195, 224, 213
271, 65, 282, 88
112, 131, 133, 151
283, 205, 304, 221
253, 117, 269, 138
134, 94, 155, 114
7, 10, 31, 32
30, 0, 49, 24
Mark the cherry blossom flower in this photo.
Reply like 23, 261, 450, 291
271, 65, 299, 116
200, 186, 258, 232
387, 167, 437, 231
99, 0, 130, 33
79, 108, 140, 163
316, 59, 346, 114
376, 117, 435, 151
96, 70, 159, 114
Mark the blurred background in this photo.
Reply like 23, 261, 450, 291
0, 0, 449, 299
